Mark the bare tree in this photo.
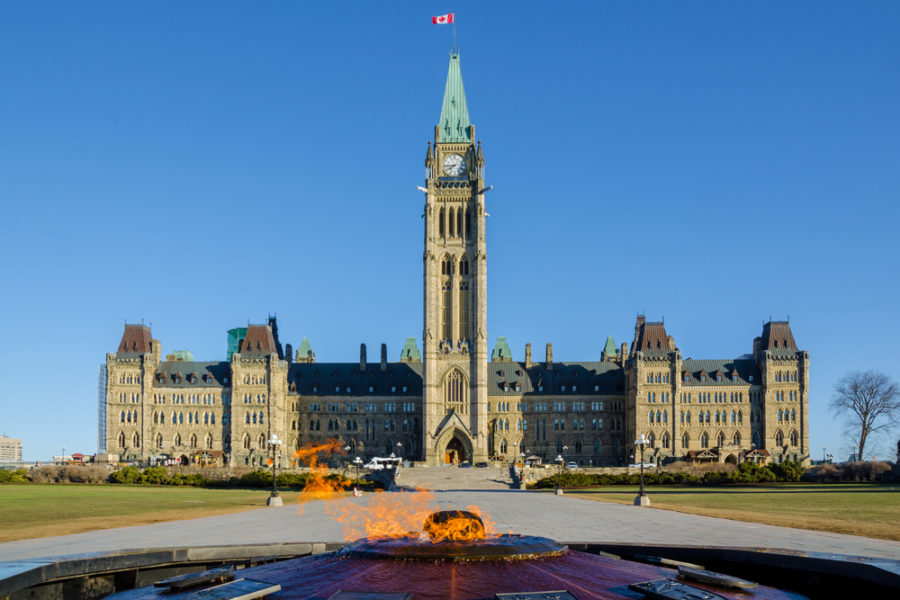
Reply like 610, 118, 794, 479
831, 371, 900, 461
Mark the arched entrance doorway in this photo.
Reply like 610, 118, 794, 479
724, 453, 737, 465
445, 437, 468, 465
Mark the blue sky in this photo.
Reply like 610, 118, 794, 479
1, 2, 898, 462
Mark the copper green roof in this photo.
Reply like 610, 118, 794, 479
297, 336, 312, 358
491, 337, 513, 361
604, 336, 617, 357
400, 337, 421, 361
438, 53, 471, 143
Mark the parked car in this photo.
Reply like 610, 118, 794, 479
458, 461, 472, 468
566, 461, 579, 469
474, 461, 489, 468
627, 463, 657, 469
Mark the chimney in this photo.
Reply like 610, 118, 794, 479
545, 343, 553, 370
285, 343, 293, 364
380, 343, 388, 371
360, 343, 367, 371
525, 343, 532, 369
620, 343, 628, 363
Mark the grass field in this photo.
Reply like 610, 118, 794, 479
564, 483, 900, 541
0, 485, 308, 543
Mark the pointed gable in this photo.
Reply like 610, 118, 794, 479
759, 321, 798, 354
117, 324, 152, 356
240, 325, 277, 356
631, 317, 671, 356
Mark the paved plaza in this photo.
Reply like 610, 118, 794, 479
1, 485, 898, 561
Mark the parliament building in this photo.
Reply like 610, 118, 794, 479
101, 53, 810, 468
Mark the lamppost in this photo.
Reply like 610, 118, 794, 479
396, 442, 403, 464
634, 434, 650, 506
554, 445, 568, 496
352, 456, 363, 497
267, 434, 282, 507
555, 454, 564, 496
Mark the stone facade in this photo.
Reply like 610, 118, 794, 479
101, 53, 810, 468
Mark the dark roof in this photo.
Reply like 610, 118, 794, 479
681, 359, 759, 386
288, 362, 423, 396
759, 321, 798, 355
632, 319, 671, 356
240, 325, 278, 356
155, 362, 230, 387
117, 324, 152, 356
489, 361, 625, 395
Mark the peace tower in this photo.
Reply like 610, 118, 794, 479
421, 53, 489, 465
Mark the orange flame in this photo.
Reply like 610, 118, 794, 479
292, 439, 499, 542
325, 488, 498, 542
294, 439, 347, 506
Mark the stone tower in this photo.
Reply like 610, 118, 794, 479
421, 53, 489, 465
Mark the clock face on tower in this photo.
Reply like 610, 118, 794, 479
442, 153, 467, 176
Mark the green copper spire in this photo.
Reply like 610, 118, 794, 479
604, 335, 618, 357
438, 53, 471, 143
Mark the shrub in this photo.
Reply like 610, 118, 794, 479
769, 460, 806, 482
142, 466, 169, 485
238, 470, 273, 488
0, 468, 28, 483
109, 466, 143, 484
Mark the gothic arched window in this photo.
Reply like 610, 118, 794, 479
733, 431, 741, 446
775, 430, 784, 446
444, 369, 468, 414
700, 432, 709, 449
681, 432, 689, 449
439, 208, 445, 237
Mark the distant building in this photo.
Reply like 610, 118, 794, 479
100, 53, 811, 468
0, 436, 23, 467
98, 364, 108, 453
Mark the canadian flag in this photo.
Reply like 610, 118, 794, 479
432, 13, 454, 25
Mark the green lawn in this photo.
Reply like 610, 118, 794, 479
0, 484, 289, 542
563, 483, 900, 540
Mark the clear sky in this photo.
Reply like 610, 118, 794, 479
1, 2, 898, 462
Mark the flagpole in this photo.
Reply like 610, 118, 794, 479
452, 17, 458, 54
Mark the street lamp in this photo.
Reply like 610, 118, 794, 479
267, 434, 282, 507
352, 456, 363, 497
634, 434, 650, 506
396, 441, 403, 464
554, 454, 564, 495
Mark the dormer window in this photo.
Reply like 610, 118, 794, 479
402, 386, 408, 392
538, 385, 544, 392
749, 375, 754, 382
515, 384, 521, 392
369, 386, 374, 393
717, 375, 722, 382
503, 384, 510, 392
594, 385, 599, 392
701, 376, 706, 382
572, 385, 577, 392
684, 375, 690, 383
